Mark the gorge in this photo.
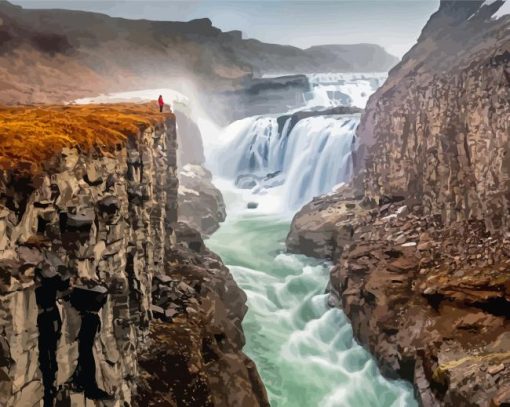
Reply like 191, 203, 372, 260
0, 0, 508, 406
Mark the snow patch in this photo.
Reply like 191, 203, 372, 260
494, 0, 510, 18
74, 88, 189, 109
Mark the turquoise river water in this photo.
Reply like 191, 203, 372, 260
206, 204, 417, 407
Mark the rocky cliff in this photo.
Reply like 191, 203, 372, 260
287, 1, 510, 406
175, 110, 226, 236
0, 0, 397, 105
0, 104, 267, 406
356, 0, 510, 231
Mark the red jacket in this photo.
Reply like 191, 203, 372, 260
158, 96, 164, 106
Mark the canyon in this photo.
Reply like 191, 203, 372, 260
0, 0, 508, 406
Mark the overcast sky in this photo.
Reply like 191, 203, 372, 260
10, 0, 439, 57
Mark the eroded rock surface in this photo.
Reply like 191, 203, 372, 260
0, 107, 267, 406
356, 0, 510, 232
178, 165, 226, 236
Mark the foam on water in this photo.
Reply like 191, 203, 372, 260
206, 206, 417, 407
209, 114, 358, 213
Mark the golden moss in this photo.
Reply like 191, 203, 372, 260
0, 103, 173, 174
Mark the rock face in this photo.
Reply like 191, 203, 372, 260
0, 115, 178, 406
356, 0, 510, 232
178, 165, 226, 236
176, 111, 226, 236
0, 105, 267, 406
287, 2, 510, 406
286, 185, 361, 259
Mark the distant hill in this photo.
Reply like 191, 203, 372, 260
0, 0, 398, 104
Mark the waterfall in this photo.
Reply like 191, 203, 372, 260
210, 113, 359, 212
203, 72, 417, 407
305, 72, 387, 109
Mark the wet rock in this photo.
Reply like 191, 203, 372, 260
247, 202, 258, 209
235, 174, 259, 189
178, 164, 226, 236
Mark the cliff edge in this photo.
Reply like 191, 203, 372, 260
0, 104, 268, 406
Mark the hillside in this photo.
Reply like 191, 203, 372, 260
0, 0, 397, 104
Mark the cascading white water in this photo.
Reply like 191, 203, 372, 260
305, 72, 387, 109
205, 72, 417, 406
209, 114, 359, 212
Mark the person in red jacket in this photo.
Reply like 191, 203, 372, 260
158, 95, 164, 112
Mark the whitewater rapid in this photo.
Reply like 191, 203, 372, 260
206, 195, 417, 406
203, 72, 417, 406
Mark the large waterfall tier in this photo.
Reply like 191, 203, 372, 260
305, 72, 387, 109
209, 113, 359, 212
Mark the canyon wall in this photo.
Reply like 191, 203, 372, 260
287, 1, 510, 406
0, 105, 267, 406
356, 0, 510, 232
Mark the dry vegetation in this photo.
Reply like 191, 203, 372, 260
0, 103, 173, 174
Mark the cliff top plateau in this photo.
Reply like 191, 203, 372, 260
0, 103, 173, 174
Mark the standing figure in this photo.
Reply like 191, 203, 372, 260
158, 94, 164, 112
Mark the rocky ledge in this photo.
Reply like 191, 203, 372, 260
0, 104, 267, 406
178, 164, 226, 236
136, 222, 268, 406
288, 188, 510, 406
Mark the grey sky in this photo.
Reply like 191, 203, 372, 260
10, 0, 439, 57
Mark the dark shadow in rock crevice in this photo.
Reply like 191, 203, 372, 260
69, 284, 112, 401
35, 258, 69, 407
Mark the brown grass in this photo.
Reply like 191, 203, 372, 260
0, 103, 173, 174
